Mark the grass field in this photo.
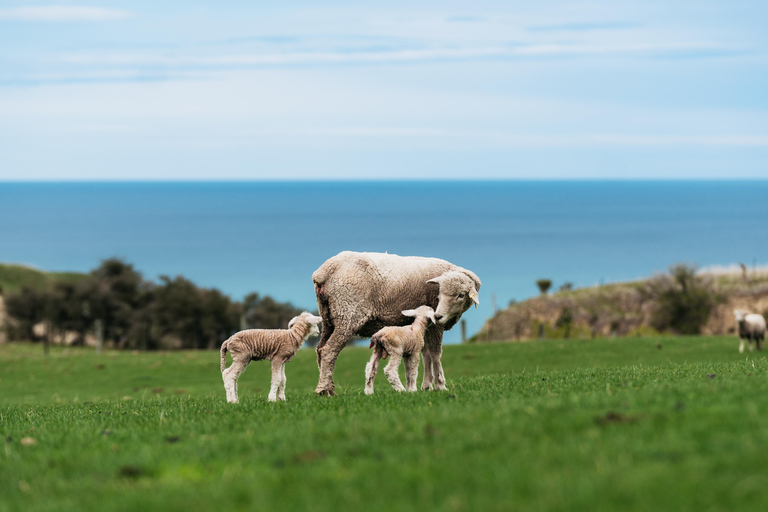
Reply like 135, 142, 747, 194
2, 336, 768, 511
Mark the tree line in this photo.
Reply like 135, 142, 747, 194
3, 259, 308, 350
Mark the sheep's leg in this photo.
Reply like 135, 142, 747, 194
431, 345, 448, 391
421, 349, 434, 390
384, 352, 406, 392
268, 360, 284, 402
404, 352, 420, 392
749, 337, 755, 353
421, 325, 444, 390
223, 359, 249, 404
739, 337, 745, 353
277, 364, 287, 401
316, 328, 354, 396
365, 347, 383, 395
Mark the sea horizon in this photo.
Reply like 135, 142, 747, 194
2, 180, 767, 342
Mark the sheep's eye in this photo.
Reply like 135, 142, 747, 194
458, 293, 465, 299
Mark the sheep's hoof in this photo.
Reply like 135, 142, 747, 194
316, 388, 336, 397
364, 388, 374, 395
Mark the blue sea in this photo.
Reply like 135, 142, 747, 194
1, 181, 767, 342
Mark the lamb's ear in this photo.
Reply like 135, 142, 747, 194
402, 309, 417, 317
307, 315, 323, 324
427, 276, 444, 285
288, 316, 299, 328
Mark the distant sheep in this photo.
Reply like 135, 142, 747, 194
365, 306, 436, 395
220, 312, 322, 402
313, 251, 480, 396
733, 309, 766, 353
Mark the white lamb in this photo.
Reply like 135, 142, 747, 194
220, 312, 322, 403
364, 305, 436, 395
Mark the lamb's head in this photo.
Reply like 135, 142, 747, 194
402, 305, 437, 325
289, 312, 323, 338
734, 309, 748, 323
427, 270, 481, 328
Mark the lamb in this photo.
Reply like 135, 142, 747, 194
365, 306, 436, 395
733, 309, 766, 353
313, 251, 480, 396
220, 312, 322, 403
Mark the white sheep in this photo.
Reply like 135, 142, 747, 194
313, 251, 481, 396
364, 306, 436, 395
733, 309, 766, 353
220, 312, 322, 403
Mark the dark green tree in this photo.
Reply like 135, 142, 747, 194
536, 279, 552, 295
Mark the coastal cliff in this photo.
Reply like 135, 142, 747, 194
474, 267, 768, 342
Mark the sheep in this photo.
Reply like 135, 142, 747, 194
733, 309, 767, 353
313, 251, 480, 396
220, 312, 322, 403
365, 306, 436, 395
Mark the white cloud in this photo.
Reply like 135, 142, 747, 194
0, 6, 132, 22
56, 41, 739, 70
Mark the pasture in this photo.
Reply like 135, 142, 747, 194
2, 336, 768, 511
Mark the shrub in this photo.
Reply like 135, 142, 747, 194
646, 264, 722, 335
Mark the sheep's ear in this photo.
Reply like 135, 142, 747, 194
402, 309, 417, 317
307, 315, 323, 324
427, 276, 444, 285
469, 287, 480, 308
288, 317, 298, 328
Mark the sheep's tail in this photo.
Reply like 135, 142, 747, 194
220, 340, 229, 372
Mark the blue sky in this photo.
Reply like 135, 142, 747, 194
1, 1, 767, 180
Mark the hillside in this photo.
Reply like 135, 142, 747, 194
0, 263, 86, 294
474, 266, 768, 342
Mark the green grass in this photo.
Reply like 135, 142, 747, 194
2, 336, 768, 511
0, 263, 86, 294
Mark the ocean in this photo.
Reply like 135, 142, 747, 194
1, 181, 767, 342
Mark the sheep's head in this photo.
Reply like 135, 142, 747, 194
733, 309, 748, 322
402, 305, 437, 324
427, 271, 481, 328
290, 312, 323, 338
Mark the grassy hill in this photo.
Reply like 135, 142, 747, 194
476, 268, 768, 342
0, 263, 86, 294
2, 337, 768, 511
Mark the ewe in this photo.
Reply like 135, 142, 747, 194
313, 251, 480, 396
365, 306, 436, 395
733, 309, 766, 353
220, 312, 322, 403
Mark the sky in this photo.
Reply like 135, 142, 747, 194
1, 1, 767, 180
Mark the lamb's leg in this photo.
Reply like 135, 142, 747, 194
384, 352, 406, 392
316, 328, 354, 396
404, 352, 420, 392
277, 363, 287, 401
268, 360, 283, 402
365, 346, 383, 395
739, 337, 745, 353
403, 355, 413, 391
223, 359, 249, 404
